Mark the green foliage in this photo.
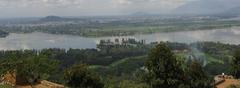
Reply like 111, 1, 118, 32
92, 56, 146, 77
0, 41, 238, 87
39, 48, 148, 67
64, 64, 104, 88
143, 42, 215, 88
18, 56, 59, 83
144, 42, 185, 88
186, 61, 213, 88
0, 58, 19, 76
231, 49, 240, 78
190, 42, 237, 75
103, 76, 149, 88
0, 84, 13, 88
205, 62, 231, 76
0, 55, 59, 84
118, 80, 149, 88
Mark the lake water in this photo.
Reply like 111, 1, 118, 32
0, 27, 240, 50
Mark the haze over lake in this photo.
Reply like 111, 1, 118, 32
1, 27, 240, 50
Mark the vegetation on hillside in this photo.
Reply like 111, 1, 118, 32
144, 42, 185, 88
231, 49, 240, 78
0, 55, 59, 85
0, 41, 239, 87
64, 64, 104, 88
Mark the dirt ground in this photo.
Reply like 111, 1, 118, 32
216, 79, 240, 88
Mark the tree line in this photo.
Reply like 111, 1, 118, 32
0, 42, 240, 88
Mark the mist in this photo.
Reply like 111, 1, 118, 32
0, 0, 240, 18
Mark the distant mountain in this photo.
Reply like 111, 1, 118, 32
40, 16, 64, 22
130, 12, 153, 16
173, 0, 240, 15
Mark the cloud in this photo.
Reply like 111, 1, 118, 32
0, 0, 195, 17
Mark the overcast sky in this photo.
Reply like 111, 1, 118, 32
0, 0, 196, 18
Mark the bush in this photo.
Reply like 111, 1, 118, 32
64, 64, 104, 88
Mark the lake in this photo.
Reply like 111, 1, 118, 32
0, 27, 240, 50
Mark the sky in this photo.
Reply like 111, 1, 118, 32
0, 0, 196, 18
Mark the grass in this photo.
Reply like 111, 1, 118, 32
0, 84, 13, 88
90, 55, 147, 68
205, 54, 225, 64
90, 55, 147, 76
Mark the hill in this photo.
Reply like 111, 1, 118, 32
40, 16, 64, 22
130, 12, 154, 16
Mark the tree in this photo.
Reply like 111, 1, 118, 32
144, 42, 185, 88
0, 59, 18, 83
231, 49, 240, 78
186, 60, 213, 88
19, 56, 59, 84
64, 64, 104, 88
0, 55, 59, 85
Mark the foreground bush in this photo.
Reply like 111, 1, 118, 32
64, 64, 104, 88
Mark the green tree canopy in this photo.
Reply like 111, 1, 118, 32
231, 49, 240, 78
0, 55, 59, 84
64, 64, 104, 88
19, 56, 59, 83
144, 42, 185, 88
186, 60, 213, 88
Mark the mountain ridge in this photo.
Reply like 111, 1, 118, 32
173, 0, 240, 15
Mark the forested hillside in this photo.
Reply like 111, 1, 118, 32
0, 41, 239, 88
